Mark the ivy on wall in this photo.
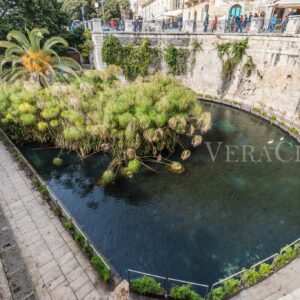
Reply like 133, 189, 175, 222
163, 44, 190, 75
217, 38, 249, 82
102, 36, 160, 80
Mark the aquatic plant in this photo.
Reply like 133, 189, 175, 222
0, 71, 211, 184
0, 28, 82, 86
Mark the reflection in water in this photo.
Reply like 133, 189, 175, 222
20, 102, 300, 284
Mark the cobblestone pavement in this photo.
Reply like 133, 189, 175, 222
0, 142, 129, 300
231, 259, 300, 299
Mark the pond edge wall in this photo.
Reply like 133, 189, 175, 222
92, 32, 300, 128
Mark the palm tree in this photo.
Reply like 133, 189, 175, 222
0, 28, 82, 86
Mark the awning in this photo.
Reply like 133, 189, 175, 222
267, 0, 300, 8
162, 9, 183, 17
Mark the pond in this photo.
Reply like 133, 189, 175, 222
20, 102, 300, 285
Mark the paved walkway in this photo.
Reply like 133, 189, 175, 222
0, 142, 129, 300
231, 258, 300, 299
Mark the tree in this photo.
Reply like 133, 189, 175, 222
61, 0, 96, 20
0, 0, 70, 40
0, 28, 82, 86
100, 0, 130, 21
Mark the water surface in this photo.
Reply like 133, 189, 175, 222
21, 102, 300, 285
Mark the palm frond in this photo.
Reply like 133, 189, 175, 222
0, 41, 19, 49
7, 30, 30, 49
27, 28, 49, 52
43, 37, 68, 51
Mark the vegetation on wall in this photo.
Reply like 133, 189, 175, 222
0, 67, 211, 184
217, 38, 248, 83
243, 55, 256, 77
102, 36, 160, 80
164, 44, 190, 75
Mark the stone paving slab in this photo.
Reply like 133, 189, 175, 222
231, 258, 300, 300
0, 142, 129, 300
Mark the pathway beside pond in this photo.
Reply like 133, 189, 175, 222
0, 142, 129, 300
231, 258, 300, 300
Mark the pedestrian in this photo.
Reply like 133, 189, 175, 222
235, 15, 242, 32
133, 16, 138, 32
230, 16, 235, 32
138, 16, 143, 32
269, 14, 278, 32
245, 12, 252, 31
178, 16, 183, 32
281, 15, 288, 32
211, 16, 218, 32
203, 14, 209, 32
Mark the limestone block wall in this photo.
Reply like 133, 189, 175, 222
92, 32, 300, 122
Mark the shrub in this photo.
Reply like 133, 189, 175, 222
258, 263, 272, 278
273, 246, 297, 268
63, 219, 74, 231
74, 232, 86, 248
290, 127, 298, 134
170, 284, 203, 300
131, 276, 163, 295
90, 255, 111, 282
241, 268, 260, 287
38, 184, 49, 198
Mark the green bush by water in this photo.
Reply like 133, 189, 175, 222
131, 276, 164, 295
170, 284, 203, 300
90, 255, 111, 282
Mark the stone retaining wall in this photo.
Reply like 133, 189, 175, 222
92, 32, 300, 126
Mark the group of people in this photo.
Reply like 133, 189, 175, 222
227, 12, 262, 33
133, 16, 143, 32
109, 19, 125, 31
269, 10, 298, 32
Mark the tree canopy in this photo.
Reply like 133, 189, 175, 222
0, 0, 70, 40
100, 0, 130, 21
61, 0, 96, 20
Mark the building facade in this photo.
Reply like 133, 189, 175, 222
136, 0, 299, 31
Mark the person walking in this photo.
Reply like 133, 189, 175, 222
178, 16, 183, 32
246, 12, 252, 31
203, 14, 209, 32
133, 16, 138, 32
211, 16, 218, 32
269, 14, 278, 32
138, 16, 143, 32
281, 15, 288, 32
235, 15, 242, 32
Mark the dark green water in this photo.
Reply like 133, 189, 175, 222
20, 102, 300, 285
